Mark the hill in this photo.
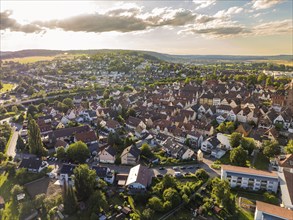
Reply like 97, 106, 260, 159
1, 49, 292, 63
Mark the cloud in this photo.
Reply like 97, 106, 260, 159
180, 23, 250, 38
252, 0, 284, 10
215, 6, 243, 18
0, 10, 43, 33
252, 19, 293, 35
1, 7, 199, 34
193, 0, 216, 10
180, 18, 292, 39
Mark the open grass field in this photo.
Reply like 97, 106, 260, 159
0, 83, 15, 93
250, 60, 293, 66
2, 53, 86, 64
2, 56, 56, 63
252, 152, 269, 170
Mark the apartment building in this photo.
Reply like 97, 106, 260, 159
221, 165, 279, 193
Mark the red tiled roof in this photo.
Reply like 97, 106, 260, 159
256, 201, 293, 219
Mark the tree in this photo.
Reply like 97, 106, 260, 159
27, 115, 47, 156
0, 80, 3, 89
195, 169, 209, 181
34, 193, 46, 209
127, 108, 136, 117
217, 123, 227, 133
148, 197, 163, 212
211, 178, 231, 207
67, 141, 90, 163
230, 146, 247, 166
11, 106, 18, 113
103, 89, 110, 99
56, 146, 66, 160
263, 140, 280, 158
63, 184, 77, 215
263, 192, 279, 205
285, 140, 293, 154
11, 184, 24, 201
163, 188, 181, 207
73, 164, 96, 201
141, 143, 153, 158
62, 98, 74, 108
16, 136, 26, 151
27, 104, 38, 117
229, 132, 242, 148
0, 152, 7, 163
142, 208, 154, 220
241, 138, 256, 155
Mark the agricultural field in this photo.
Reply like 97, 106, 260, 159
250, 60, 293, 66
0, 83, 15, 93
2, 53, 86, 64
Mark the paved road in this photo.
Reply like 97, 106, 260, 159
6, 127, 18, 158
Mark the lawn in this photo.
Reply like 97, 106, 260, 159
3, 56, 56, 64
0, 83, 14, 93
238, 207, 254, 220
252, 152, 269, 170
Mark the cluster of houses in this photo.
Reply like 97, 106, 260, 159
15, 78, 293, 219
18, 79, 293, 163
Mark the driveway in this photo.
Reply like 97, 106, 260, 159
6, 127, 18, 158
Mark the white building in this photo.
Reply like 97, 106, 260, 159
221, 165, 279, 193
254, 201, 293, 220
125, 165, 151, 190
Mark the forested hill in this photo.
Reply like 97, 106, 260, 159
0, 49, 292, 63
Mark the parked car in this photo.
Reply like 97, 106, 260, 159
187, 166, 194, 169
174, 172, 183, 177
156, 174, 163, 178
159, 167, 165, 170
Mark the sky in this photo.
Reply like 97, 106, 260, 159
0, 0, 292, 55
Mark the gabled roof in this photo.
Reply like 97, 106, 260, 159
256, 201, 293, 220
75, 130, 97, 143
50, 125, 90, 139
222, 165, 278, 178
278, 154, 293, 169
102, 145, 116, 157
91, 166, 110, 178
126, 164, 151, 187
19, 158, 42, 170
126, 116, 142, 127
59, 164, 77, 175
121, 145, 141, 159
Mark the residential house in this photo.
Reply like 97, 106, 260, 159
74, 130, 98, 145
201, 136, 220, 153
125, 165, 151, 190
221, 165, 279, 193
18, 158, 43, 173
49, 125, 91, 143
99, 146, 116, 164
101, 119, 121, 133
235, 123, 253, 137
92, 166, 115, 184
121, 145, 141, 165
58, 164, 77, 184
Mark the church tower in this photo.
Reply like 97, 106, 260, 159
285, 80, 293, 111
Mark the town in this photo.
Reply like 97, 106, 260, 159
0, 50, 293, 220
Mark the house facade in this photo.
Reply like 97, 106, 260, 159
221, 165, 278, 193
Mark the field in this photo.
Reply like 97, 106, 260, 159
250, 60, 293, 66
0, 83, 15, 93
2, 53, 86, 64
